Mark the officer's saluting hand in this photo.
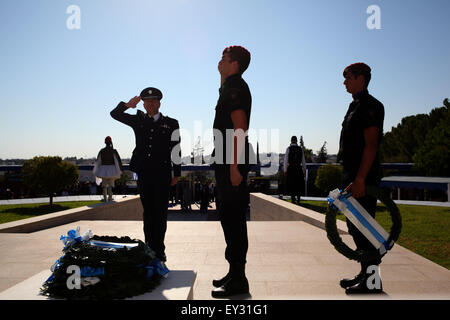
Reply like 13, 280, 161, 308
125, 96, 141, 109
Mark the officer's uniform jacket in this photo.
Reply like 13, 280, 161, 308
337, 89, 384, 185
212, 73, 252, 171
110, 102, 181, 177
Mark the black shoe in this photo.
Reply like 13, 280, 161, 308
211, 277, 249, 298
340, 272, 365, 289
345, 276, 383, 294
212, 272, 231, 288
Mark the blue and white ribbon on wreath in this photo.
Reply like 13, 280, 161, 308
141, 259, 170, 279
60, 227, 139, 250
327, 189, 394, 255
54, 226, 92, 272
80, 266, 105, 277
60, 226, 93, 249
88, 240, 139, 249
44, 255, 65, 284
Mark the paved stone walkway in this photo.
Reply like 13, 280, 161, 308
0, 219, 449, 300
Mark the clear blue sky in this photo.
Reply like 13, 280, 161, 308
1, 0, 449, 159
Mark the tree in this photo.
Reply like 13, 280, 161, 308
299, 136, 305, 149
21, 156, 79, 206
380, 98, 449, 163
316, 141, 328, 163
413, 103, 450, 176
314, 164, 342, 195
380, 114, 430, 162
299, 136, 313, 163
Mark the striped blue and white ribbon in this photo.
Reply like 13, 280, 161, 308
328, 189, 394, 254
88, 240, 139, 249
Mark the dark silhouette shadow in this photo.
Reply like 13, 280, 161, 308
167, 207, 251, 222
210, 292, 252, 300
1, 204, 73, 217
345, 290, 390, 298
167, 210, 219, 221
126, 270, 196, 300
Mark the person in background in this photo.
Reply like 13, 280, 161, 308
283, 135, 306, 204
200, 182, 210, 213
337, 62, 385, 294
93, 136, 123, 202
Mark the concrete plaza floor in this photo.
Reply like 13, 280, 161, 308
0, 214, 449, 300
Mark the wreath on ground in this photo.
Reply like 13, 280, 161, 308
40, 229, 166, 300
325, 186, 402, 262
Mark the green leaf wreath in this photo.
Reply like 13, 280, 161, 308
325, 186, 402, 262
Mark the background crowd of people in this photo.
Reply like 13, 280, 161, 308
170, 180, 216, 213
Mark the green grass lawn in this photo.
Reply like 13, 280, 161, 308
0, 201, 102, 224
290, 200, 450, 270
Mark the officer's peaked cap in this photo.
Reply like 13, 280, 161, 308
140, 87, 163, 100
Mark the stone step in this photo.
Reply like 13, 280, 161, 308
0, 269, 196, 300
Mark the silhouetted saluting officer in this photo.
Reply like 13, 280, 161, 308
110, 87, 181, 264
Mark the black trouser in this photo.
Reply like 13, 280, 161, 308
342, 169, 382, 268
346, 193, 382, 267
291, 193, 301, 204
137, 170, 171, 262
215, 167, 249, 264
286, 168, 304, 203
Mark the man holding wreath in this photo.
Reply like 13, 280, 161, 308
337, 62, 385, 294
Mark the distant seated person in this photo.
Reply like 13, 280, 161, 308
93, 136, 123, 201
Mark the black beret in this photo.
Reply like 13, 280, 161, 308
140, 87, 163, 100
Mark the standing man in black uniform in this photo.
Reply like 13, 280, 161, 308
337, 63, 385, 294
110, 87, 181, 264
211, 46, 252, 298
283, 136, 306, 204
